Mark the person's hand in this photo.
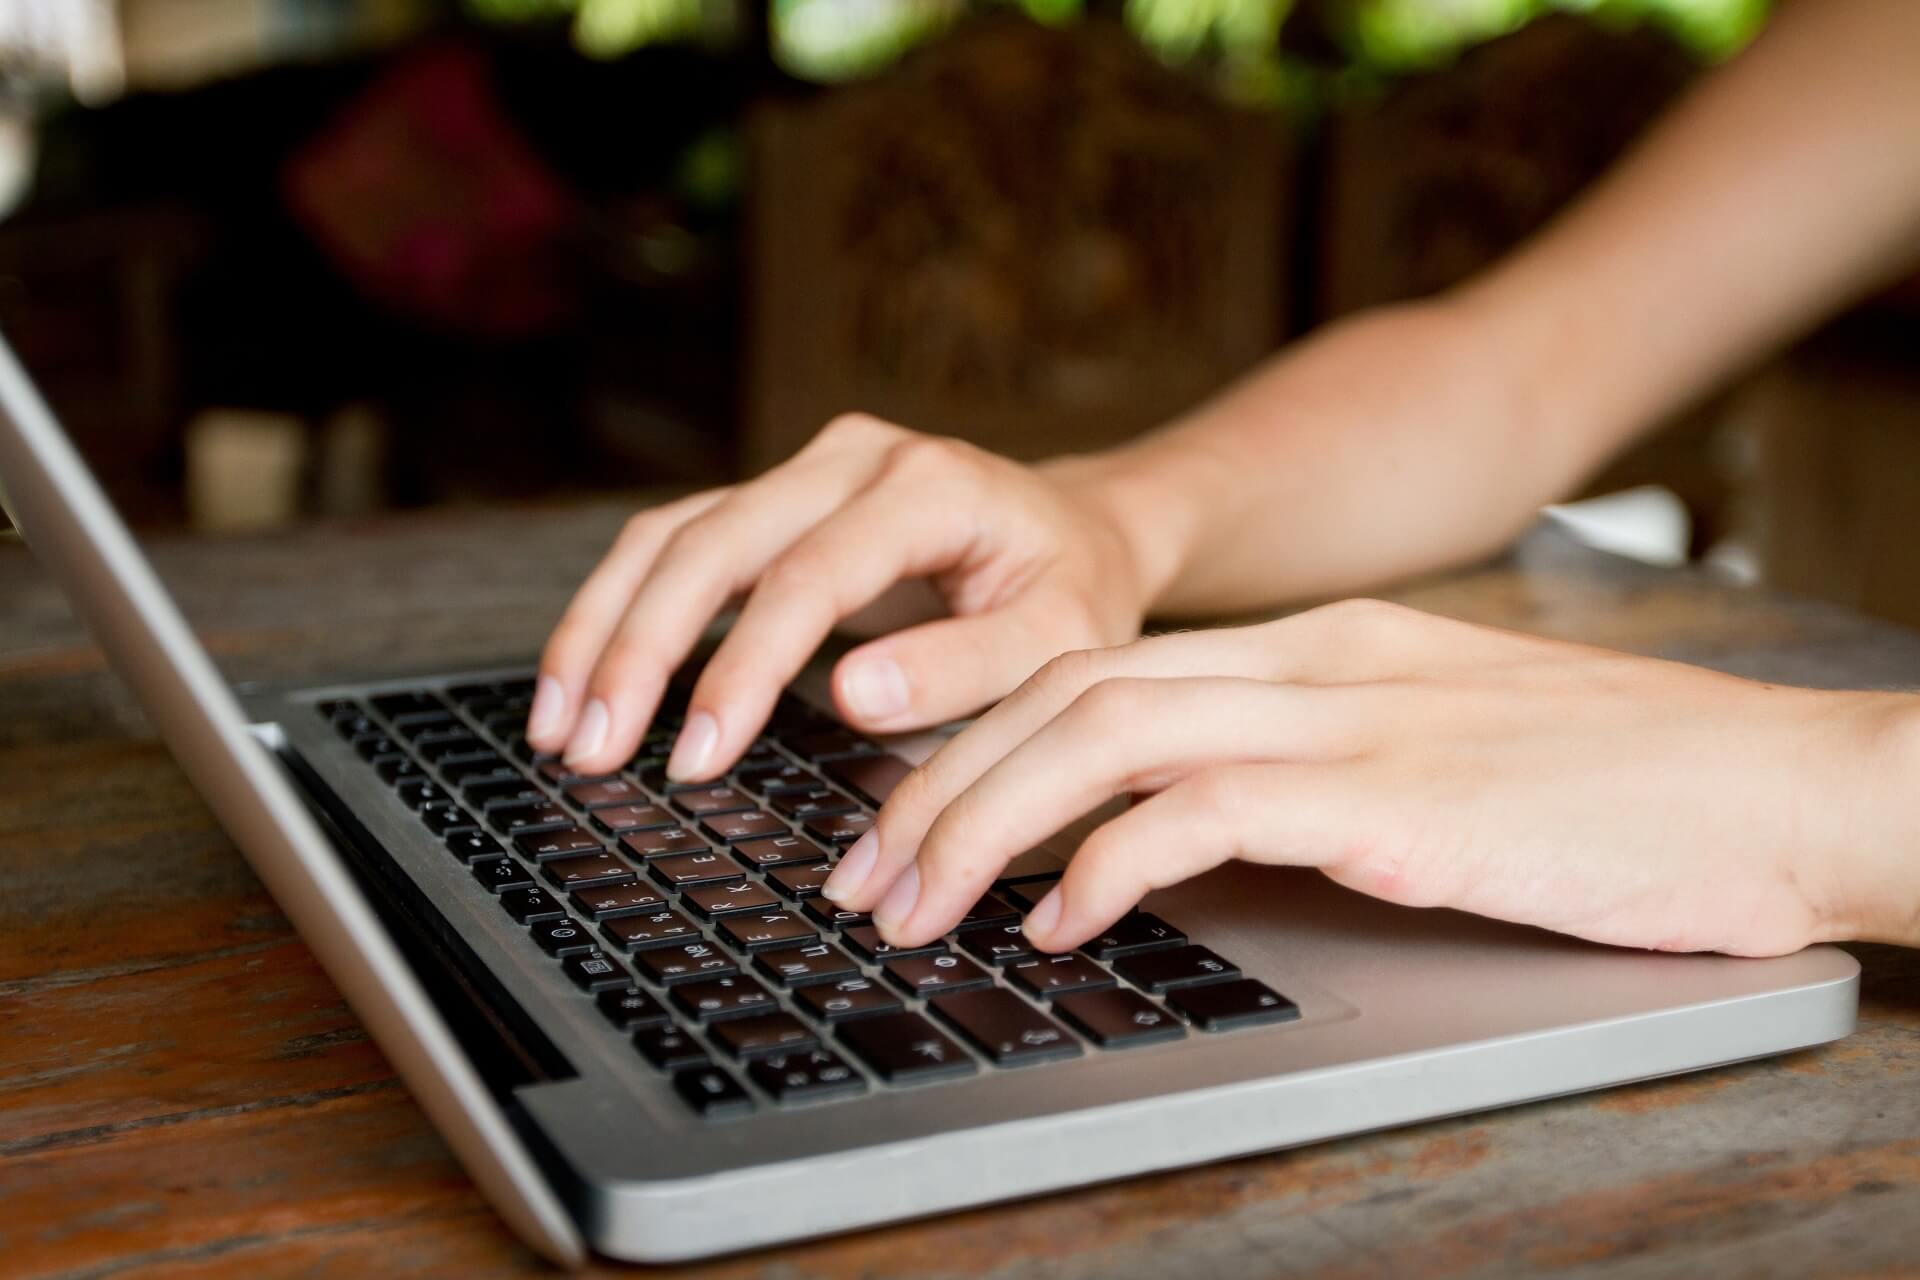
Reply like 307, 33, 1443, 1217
823, 599, 1920, 956
525, 414, 1159, 780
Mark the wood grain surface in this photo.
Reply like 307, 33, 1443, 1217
3, 501, 1919, 1279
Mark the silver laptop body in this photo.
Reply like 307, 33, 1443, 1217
0, 334, 1858, 1266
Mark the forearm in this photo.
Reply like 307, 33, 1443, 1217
1066, 0, 1920, 618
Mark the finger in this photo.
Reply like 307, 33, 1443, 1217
563, 455, 885, 774
529, 488, 728, 752
1024, 762, 1365, 951
826, 629, 1273, 912
832, 599, 1081, 730
874, 676, 1370, 946
673, 469, 990, 781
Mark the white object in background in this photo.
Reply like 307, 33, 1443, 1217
1543, 484, 1691, 568
0, 0, 124, 102
185, 408, 308, 533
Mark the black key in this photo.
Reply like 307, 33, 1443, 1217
672, 974, 778, 1022
570, 882, 666, 920
464, 777, 547, 811
649, 851, 743, 889
801, 900, 871, 931
682, 880, 782, 918
843, 925, 945, 964
446, 829, 505, 864
1054, 987, 1186, 1049
636, 767, 706, 795
621, 827, 711, 861
1166, 979, 1300, 1032
514, 828, 603, 861
499, 885, 566, 924
783, 727, 879, 762
955, 892, 1020, 932
734, 763, 817, 796
959, 923, 1040, 966
600, 909, 700, 951
596, 985, 671, 1029
708, 1012, 816, 1059
748, 1047, 866, 1103
1007, 952, 1116, 1000
532, 916, 597, 956
835, 1011, 975, 1084
716, 910, 816, 952
769, 788, 857, 821
700, 811, 789, 844
793, 975, 903, 1022
764, 860, 835, 900
447, 681, 502, 705
374, 755, 423, 785
822, 754, 913, 807
542, 852, 636, 891
1112, 944, 1240, 994
395, 778, 452, 811
673, 785, 757, 818
490, 801, 576, 836
390, 709, 456, 738
326, 706, 370, 736
633, 940, 738, 986
562, 950, 632, 992
566, 777, 648, 809
415, 731, 484, 763
354, 732, 400, 761
930, 988, 1081, 1067
754, 940, 860, 988
471, 857, 534, 893
590, 803, 677, 835
420, 803, 477, 837
884, 952, 994, 997
673, 1065, 753, 1117
439, 755, 517, 786
371, 691, 444, 720
802, 811, 874, 846
996, 876, 1059, 911
734, 835, 828, 871
537, 759, 604, 786
1082, 913, 1186, 960
634, 1024, 708, 1070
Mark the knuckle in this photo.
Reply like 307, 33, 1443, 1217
882, 433, 969, 479
1027, 647, 1104, 702
1317, 597, 1412, 636
1182, 767, 1247, 824
1067, 676, 1152, 734
818, 411, 895, 448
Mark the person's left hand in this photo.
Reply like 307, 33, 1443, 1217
820, 599, 1919, 957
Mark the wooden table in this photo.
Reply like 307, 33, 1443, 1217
4, 501, 1919, 1278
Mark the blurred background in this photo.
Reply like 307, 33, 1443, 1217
0, 0, 1917, 622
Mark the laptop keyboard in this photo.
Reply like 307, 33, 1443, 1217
317, 677, 1300, 1118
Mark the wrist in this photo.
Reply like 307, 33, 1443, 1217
1039, 444, 1213, 619
1822, 692, 1920, 948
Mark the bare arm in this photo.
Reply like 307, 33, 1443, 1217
1078, 0, 1920, 617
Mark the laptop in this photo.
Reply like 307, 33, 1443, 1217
0, 333, 1859, 1267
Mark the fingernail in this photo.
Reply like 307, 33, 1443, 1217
563, 698, 609, 765
1024, 887, 1063, 941
872, 862, 920, 935
842, 655, 910, 724
667, 710, 718, 780
527, 676, 565, 743
821, 831, 878, 903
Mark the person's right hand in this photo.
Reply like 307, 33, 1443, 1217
524, 413, 1158, 782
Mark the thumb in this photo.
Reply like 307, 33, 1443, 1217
831, 601, 1077, 733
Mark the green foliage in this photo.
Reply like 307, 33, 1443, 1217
462, 0, 1769, 79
